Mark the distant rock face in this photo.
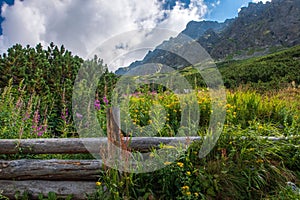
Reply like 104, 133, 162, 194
208, 0, 300, 58
115, 0, 300, 75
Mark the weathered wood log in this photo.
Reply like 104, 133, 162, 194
0, 137, 201, 154
0, 159, 102, 181
0, 136, 297, 155
0, 138, 105, 154
0, 180, 97, 200
106, 107, 122, 159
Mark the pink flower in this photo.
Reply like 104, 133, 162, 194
94, 99, 101, 110
76, 112, 83, 119
103, 96, 109, 105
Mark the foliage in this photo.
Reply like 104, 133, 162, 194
0, 43, 117, 137
0, 43, 300, 199
179, 45, 300, 90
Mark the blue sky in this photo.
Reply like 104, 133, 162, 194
162, 0, 253, 21
0, 0, 270, 70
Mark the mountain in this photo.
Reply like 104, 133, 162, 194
115, 0, 300, 75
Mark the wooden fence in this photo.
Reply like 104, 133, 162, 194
0, 108, 199, 199
0, 108, 296, 199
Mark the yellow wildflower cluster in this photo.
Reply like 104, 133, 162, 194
256, 159, 264, 164
164, 161, 172, 165
181, 185, 189, 190
177, 162, 184, 168
181, 185, 191, 196
96, 182, 102, 186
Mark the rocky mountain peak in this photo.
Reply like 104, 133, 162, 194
115, 0, 300, 75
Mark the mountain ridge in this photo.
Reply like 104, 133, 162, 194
115, 0, 300, 75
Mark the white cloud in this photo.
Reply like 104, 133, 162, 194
0, 0, 208, 71
252, 0, 271, 3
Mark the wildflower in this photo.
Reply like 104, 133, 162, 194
76, 112, 83, 119
226, 104, 231, 108
177, 162, 184, 168
96, 182, 102, 186
23, 112, 30, 121
61, 108, 68, 122
186, 171, 191, 176
103, 96, 109, 105
149, 153, 155, 158
186, 191, 191, 196
181, 185, 189, 190
161, 145, 176, 149
256, 159, 264, 164
164, 161, 172, 165
94, 99, 101, 110
37, 125, 47, 137
194, 192, 199, 197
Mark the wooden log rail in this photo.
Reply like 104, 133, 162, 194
0, 137, 201, 154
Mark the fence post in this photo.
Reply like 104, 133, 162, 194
106, 107, 122, 161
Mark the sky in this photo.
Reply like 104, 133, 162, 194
0, 0, 271, 71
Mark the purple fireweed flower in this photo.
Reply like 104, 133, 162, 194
33, 110, 40, 124
37, 125, 47, 137
103, 96, 109, 105
61, 108, 68, 122
94, 99, 101, 110
37, 131, 43, 137
76, 112, 83, 119
23, 112, 30, 121
15, 98, 23, 110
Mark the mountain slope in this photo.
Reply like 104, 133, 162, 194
115, 0, 300, 75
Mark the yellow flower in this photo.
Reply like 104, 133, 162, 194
186, 171, 191, 176
181, 185, 189, 190
186, 191, 191, 196
226, 104, 232, 108
194, 192, 199, 197
96, 182, 102, 186
161, 145, 176, 149
164, 161, 172, 165
149, 152, 155, 158
177, 162, 184, 168
256, 159, 264, 163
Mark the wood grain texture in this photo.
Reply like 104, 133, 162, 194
0, 137, 201, 154
0, 180, 97, 200
0, 159, 102, 180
